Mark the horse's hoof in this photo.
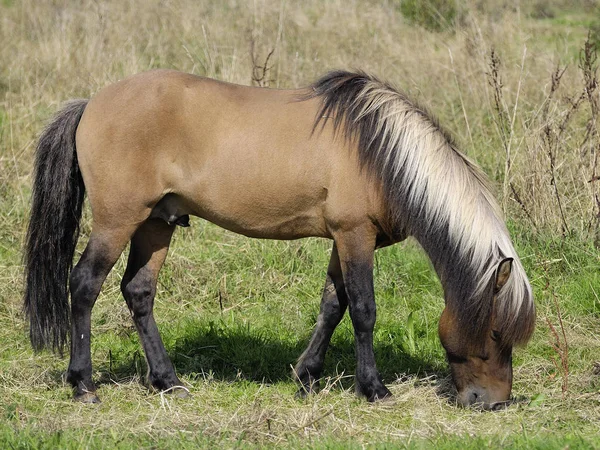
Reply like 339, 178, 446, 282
361, 385, 392, 402
295, 387, 312, 399
74, 392, 101, 404
295, 380, 319, 399
173, 387, 190, 399
370, 390, 393, 402
160, 385, 190, 398
367, 392, 393, 402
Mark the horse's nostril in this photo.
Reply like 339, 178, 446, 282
458, 390, 484, 407
469, 391, 479, 404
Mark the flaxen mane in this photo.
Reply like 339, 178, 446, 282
308, 71, 534, 347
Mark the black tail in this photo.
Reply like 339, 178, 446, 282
24, 99, 89, 354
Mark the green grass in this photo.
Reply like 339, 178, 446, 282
0, 422, 598, 450
1, 0, 600, 448
1, 424, 598, 450
1, 220, 599, 448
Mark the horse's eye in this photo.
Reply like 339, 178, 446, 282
491, 330, 501, 342
447, 351, 467, 364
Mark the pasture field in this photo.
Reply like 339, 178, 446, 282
1, 0, 599, 448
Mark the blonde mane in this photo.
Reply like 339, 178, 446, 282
309, 71, 535, 346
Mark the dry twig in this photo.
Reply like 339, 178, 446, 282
543, 267, 569, 398
250, 36, 276, 87
579, 33, 600, 245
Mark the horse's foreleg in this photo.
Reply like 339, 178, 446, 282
120, 219, 185, 395
294, 244, 348, 396
335, 228, 391, 402
67, 229, 131, 403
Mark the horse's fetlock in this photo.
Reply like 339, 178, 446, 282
123, 282, 153, 300
356, 372, 391, 401
295, 360, 321, 382
149, 371, 181, 391
65, 369, 80, 386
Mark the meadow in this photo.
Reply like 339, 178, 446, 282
0, 0, 599, 448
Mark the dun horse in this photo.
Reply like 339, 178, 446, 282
24, 70, 535, 409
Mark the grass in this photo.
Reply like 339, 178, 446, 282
1, 223, 598, 448
1, 0, 600, 448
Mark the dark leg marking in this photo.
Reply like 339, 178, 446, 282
333, 228, 391, 402
67, 235, 123, 403
295, 244, 347, 396
343, 259, 391, 401
120, 219, 185, 394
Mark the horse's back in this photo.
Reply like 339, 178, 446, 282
75, 70, 385, 239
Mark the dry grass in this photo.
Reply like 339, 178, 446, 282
1, 0, 599, 236
1, 0, 600, 448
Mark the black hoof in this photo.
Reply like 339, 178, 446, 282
295, 384, 319, 399
294, 375, 319, 399
358, 384, 393, 402
171, 386, 191, 398
155, 384, 190, 398
368, 389, 393, 402
295, 388, 309, 399
74, 392, 101, 404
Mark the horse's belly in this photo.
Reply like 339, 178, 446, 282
192, 188, 330, 240
203, 210, 329, 240
171, 132, 333, 239
157, 176, 330, 239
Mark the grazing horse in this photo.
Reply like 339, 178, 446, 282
24, 70, 535, 409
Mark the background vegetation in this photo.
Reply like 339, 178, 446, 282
0, 0, 599, 448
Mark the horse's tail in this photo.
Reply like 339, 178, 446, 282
24, 99, 89, 354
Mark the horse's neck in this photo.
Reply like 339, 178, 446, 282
410, 222, 481, 302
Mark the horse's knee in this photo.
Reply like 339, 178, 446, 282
320, 289, 345, 328
70, 260, 104, 310
69, 239, 115, 308
69, 264, 89, 302
349, 301, 376, 332
121, 269, 155, 317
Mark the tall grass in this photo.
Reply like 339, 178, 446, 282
1, 0, 599, 237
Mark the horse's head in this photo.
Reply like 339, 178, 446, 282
438, 258, 517, 410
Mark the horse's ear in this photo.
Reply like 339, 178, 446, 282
495, 258, 513, 291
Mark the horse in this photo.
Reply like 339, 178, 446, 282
24, 70, 535, 409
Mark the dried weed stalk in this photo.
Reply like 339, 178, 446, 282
510, 181, 537, 229
579, 33, 600, 245
249, 36, 276, 87
487, 47, 526, 214
540, 64, 584, 236
543, 268, 569, 398
535, 33, 599, 239
493, 34, 599, 237
488, 49, 511, 153
487, 49, 512, 207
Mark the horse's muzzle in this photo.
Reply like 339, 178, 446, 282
457, 388, 511, 411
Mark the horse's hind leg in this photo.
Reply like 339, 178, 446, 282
294, 244, 348, 396
120, 219, 184, 394
67, 227, 133, 403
